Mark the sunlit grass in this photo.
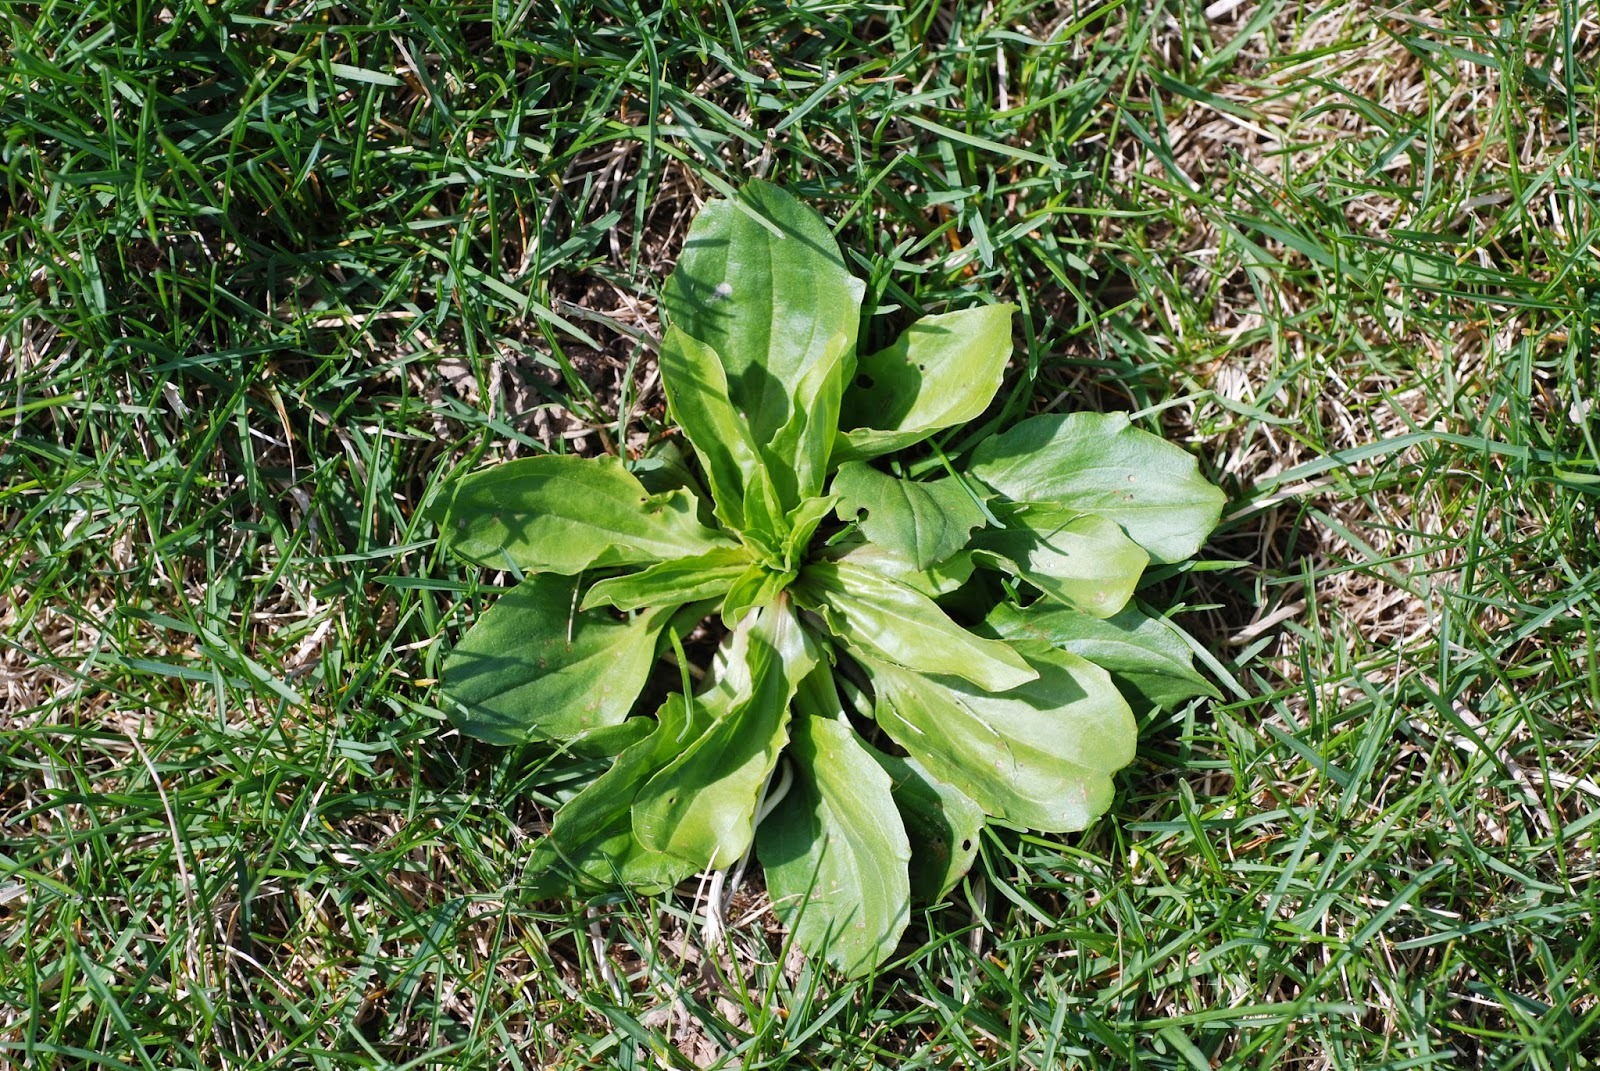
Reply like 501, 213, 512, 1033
2, 0, 1597, 1067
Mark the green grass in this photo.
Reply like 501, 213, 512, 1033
2, 0, 1598, 1067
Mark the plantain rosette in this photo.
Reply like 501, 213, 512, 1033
430, 181, 1226, 976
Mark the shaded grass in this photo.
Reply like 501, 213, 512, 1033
2, 0, 1598, 1067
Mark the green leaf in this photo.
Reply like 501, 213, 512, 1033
862, 743, 983, 903
526, 695, 711, 894
694, 608, 772, 718
628, 437, 704, 499
825, 541, 975, 598
972, 504, 1148, 618
442, 575, 668, 745
791, 659, 848, 721
837, 304, 1016, 460
794, 560, 1035, 692
779, 494, 838, 571
632, 604, 818, 868
661, 179, 865, 510
758, 716, 911, 977
864, 645, 1137, 832
434, 454, 733, 574
658, 326, 777, 533
987, 602, 1220, 707
564, 718, 655, 758
581, 546, 753, 612
720, 563, 797, 627
969, 411, 1226, 563
784, 669, 972, 913
832, 463, 985, 570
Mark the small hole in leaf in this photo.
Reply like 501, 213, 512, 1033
856, 373, 875, 389
961, 838, 973, 852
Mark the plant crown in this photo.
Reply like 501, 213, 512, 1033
432, 181, 1225, 976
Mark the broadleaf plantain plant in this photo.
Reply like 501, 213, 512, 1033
430, 181, 1226, 977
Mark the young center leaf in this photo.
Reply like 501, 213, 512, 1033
658, 326, 784, 535
581, 546, 753, 612
794, 560, 1036, 692
970, 411, 1226, 563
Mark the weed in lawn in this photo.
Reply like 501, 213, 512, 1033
429, 178, 1223, 979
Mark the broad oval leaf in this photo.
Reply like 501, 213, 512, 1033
832, 462, 985, 571
758, 716, 911, 977
969, 411, 1225, 563
442, 575, 668, 745
581, 546, 753, 612
987, 601, 1220, 708
972, 504, 1148, 618
434, 454, 733, 574
864, 645, 1137, 832
632, 604, 818, 868
793, 560, 1036, 692
661, 180, 866, 510
862, 743, 983, 903
837, 303, 1016, 461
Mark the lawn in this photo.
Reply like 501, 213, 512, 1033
2, 0, 1598, 1068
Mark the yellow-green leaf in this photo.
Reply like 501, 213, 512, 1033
973, 504, 1148, 618
758, 716, 911, 977
434, 454, 733, 574
632, 605, 818, 868
837, 304, 1016, 461
865, 645, 1136, 832
970, 412, 1225, 563
442, 575, 668, 745
794, 560, 1035, 692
